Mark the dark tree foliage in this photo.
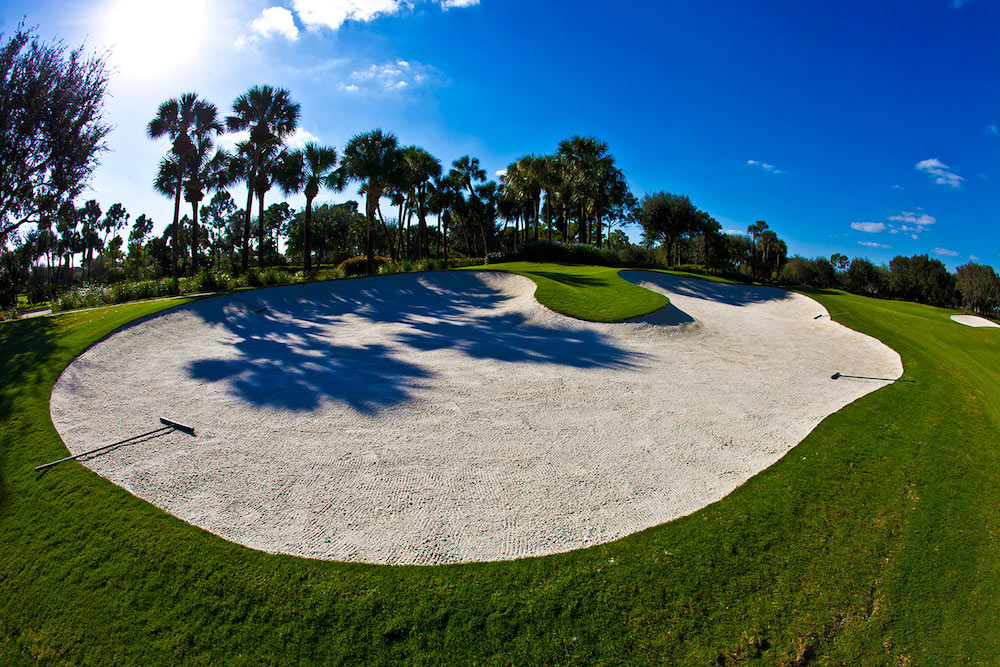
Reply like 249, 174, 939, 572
638, 192, 701, 265
286, 202, 367, 266
780, 256, 836, 288
0, 25, 110, 238
844, 257, 882, 296
955, 262, 1000, 315
888, 254, 955, 307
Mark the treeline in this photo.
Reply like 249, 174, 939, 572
780, 254, 1000, 315
3, 25, 993, 319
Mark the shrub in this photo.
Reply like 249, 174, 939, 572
617, 245, 661, 269
338, 255, 391, 277
260, 268, 295, 286
486, 240, 669, 270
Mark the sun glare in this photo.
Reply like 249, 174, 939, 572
101, 0, 211, 78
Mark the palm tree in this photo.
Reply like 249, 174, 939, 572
182, 104, 225, 273
556, 136, 614, 245
292, 143, 340, 273
516, 155, 545, 241
404, 146, 442, 259
500, 160, 529, 246
747, 220, 769, 279
253, 142, 302, 268
449, 155, 486, 197
148, 93, 217, 283
226, 85, 300, 272
341, 129, 406, 275
184, 148, 230, 274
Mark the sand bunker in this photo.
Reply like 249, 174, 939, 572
50, 271, 901, 564
951, 314, 1000, 328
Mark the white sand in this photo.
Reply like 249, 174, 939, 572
50, 271, 901, 565
951, 314, 1000, 328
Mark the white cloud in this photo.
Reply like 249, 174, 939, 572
291, 0, 478, 30
343, 60, 438, 94
890, 184, 904, 190
851, 222, 886, 233
915, 158, 963, 188
251, 7, 299, 40
746, 159, 783, 174
284, 128, 321, 149
934, 247, 960, 257
858, 241, 892, 249
970, 255, 979, 261
890, 229, 899, 235
987, 122, 998, 136
952, 0, 975, 8
495, 169, 507, 177
889, 211, 936, 228
911, 234, 919, 240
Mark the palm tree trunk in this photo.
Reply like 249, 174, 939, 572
304, 197, 313, 273
241, 150, 259, 273
171, 165, 183, 285
365, 185, 378, 275
546, 196, 552, 242
443, 209, 450, 260
376, 205, 397, 261
534, 196, 541, 241
418, 190, 429, 260
257, 191, 266, 269
191, 200, 201, 274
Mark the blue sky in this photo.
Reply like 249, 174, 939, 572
3, 0, 998, 268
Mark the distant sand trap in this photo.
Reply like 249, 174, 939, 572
951, 314, 1000, 328
51, 271, 902, 564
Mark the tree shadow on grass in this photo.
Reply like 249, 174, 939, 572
187, 273, 639, 415
0, 316, 57, 421
521, 271, 605, 288
621, 270, 793, 307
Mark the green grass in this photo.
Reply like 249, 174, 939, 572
2, 265, 999, 664
473, 262, 670, 321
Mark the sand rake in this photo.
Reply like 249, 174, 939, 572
230, 293, 269, 314
35, 417, 196, 472
831, 372, 915, 384
814, 312, 851, 319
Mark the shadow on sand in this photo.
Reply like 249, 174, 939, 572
620, 270, 793, 307
186, 273, 640, 415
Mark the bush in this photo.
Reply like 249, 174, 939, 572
188, 270, 230, 293
487, 240, 669, 270
338, 256, 391, 277
617, 245, 661, 269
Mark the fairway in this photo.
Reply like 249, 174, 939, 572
50, 270, 898, 565
3, 265, 999, 663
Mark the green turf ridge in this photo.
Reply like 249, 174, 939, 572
1, 264, 998, 664
471, 262, 744, 322
469, 262, 670, 322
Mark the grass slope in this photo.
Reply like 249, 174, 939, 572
1, 266, 998, 664
472, 262, 669, 321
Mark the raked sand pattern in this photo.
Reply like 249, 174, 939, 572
50, 271, 902, 564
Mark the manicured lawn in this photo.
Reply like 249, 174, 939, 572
1, 266, 998, 664
473, 262, 669, 321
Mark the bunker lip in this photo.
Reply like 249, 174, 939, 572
50, 270, 902, 565
950, 314, 1000, 328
